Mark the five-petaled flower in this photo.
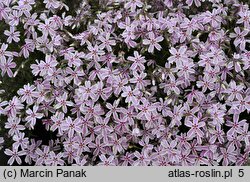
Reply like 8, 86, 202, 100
143, 32, 163, 53
185, 116, 205, 143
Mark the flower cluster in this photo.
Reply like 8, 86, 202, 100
0, 0, 250, 166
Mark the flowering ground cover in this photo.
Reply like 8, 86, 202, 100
0, 0, 250, 166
